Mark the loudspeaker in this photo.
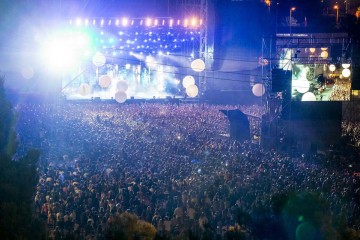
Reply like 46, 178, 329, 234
272, 69, 292, 92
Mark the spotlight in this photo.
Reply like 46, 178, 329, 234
169, 19, 174, 27
122, 17, 128, 26
115, 19, 119, 26
101, 19, 104, 26
146, 18, 152, 27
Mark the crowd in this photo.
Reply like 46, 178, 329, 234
14, 101, 360, 239
328, 79, 351, 101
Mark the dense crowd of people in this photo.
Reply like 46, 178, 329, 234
14, 101, 360, 239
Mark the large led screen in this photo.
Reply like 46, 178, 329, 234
291, 63, 351, 101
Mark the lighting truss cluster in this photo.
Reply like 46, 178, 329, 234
70, 17, 203, 28
68, 17, 202, 55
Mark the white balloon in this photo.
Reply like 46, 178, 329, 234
301, 92, 316, 101
191, 59, 205, 72
342, 68, 351, 78
21, 66, 34, 79
115, 91, 127, 103
99, 75, 112, 88
252, 83, 265, 97
182, 75, 195, 88
341, 63, 350, 69
294, 80, 310, 93
329, 64, 336, 72
116, 80, 128, 92
92, 52, 106, 67
79, 83, 91, 96
186, 84, 199, 98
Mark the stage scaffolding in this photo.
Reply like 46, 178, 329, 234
176, 0, 214, 95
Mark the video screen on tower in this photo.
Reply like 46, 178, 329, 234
291, 63, 351, 101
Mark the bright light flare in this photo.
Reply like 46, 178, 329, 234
42, 32, 90, 71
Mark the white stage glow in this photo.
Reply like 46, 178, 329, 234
116, 80, 128, 92
79, 83, 91, 96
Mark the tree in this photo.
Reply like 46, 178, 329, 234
0, 75, 46, 239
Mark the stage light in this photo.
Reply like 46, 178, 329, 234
140, 20, 143, 25
125, 63, 131, 69
122, 17, 128, 26
43, 35, 81, 71
252, 83, 266, 97
309, 48, 316, 53
146, 18, 152, 27
101, 19, 104, 26
108, 20, 112, 25
93, 19, 96, 25
154, 19, 158, 26
191, 18, 197, 27
162, 20, 165, 25
85, 19, 89, 25
169, 19, 174, 27
200, 19, 203, 25
184, 19, 189, 27
177, 20, 180, 25
158, 51, 163, 56
131, 20, 134, 25
342, 68, 351, 78
342, 63, 350, 69
115, 19, 119, 26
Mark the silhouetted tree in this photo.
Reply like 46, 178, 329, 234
0, 75, 46, 239
106, 212, 157, 240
